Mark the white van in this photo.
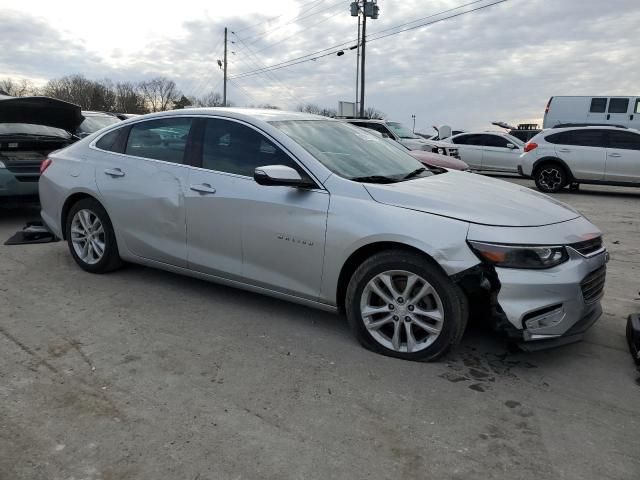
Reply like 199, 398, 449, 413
543, 96, 640, 129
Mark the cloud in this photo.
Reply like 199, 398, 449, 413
1, 0, 639, 131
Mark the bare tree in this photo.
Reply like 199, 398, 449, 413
0, 78, 39, 97
248, 103, 281, 110
115, 82, 146, 113
295, 103, 336, 117
188, 91, 224, 107
363, 106, 385, 119
139, 77, 181, 112
42, 74, 116, 111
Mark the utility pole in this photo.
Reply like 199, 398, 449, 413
412, 114, 416, 133
351, 1, 379, 118
223, 27, 228, 107
359, 11, 366, 118
355, 14, 360, 111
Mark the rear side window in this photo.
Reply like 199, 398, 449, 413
353, 122, 392, 137
635, 99, 640, 114
608, 98, 630, 114
607, 131, 640, 150
451, 134, 473, 145
96, 128, 125, 152
545, 132, 569, 144
201, 119, 298, 177
566, 130, 606, 147
482, 135, 511, 148
589, 98, 607, 113
125, 118, 192, 164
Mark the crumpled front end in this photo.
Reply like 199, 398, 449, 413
456, 216, 607, 349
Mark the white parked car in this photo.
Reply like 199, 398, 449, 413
543, 96, 640, 130
519, 126, 640, 192
443, 132, 524, 173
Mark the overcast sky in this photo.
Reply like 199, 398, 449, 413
1, 0, 638, 132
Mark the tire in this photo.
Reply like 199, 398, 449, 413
345, 250, 468, 362
534, 162, 568, 193
65, 198, 123, 274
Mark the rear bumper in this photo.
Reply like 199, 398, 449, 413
0, 169, 39, 197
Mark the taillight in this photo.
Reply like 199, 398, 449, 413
524, 142, 538, 153
40, 158, 53, 174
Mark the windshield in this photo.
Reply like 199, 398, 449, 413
271, 120, 430, 182
387, 121, 420, 139
77, 115, 120, 136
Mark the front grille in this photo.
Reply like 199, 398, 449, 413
15, 175, 39, 182
4, 162, 41, 175
570, 236, 603, 256
581, 266, 606, 304
447, 148, 460, 158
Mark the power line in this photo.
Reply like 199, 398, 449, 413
230, 0, 509, 80
232, 0, 325, 35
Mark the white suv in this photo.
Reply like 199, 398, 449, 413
519, 126, 640, 192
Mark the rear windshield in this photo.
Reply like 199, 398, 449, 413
0, 123, 70, 138
77, 115, 120, 136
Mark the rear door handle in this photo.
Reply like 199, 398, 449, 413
558, 148, 571, 153
608, 153, 622, 158
104, 168, 125, 177
190, 183, 216, 194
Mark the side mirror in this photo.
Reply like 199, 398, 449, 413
254, 165, 314, 188
506, 143, 518, 149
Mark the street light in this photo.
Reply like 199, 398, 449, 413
411, 114, 416, 133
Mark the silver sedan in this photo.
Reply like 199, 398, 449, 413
39, 109, 607, 361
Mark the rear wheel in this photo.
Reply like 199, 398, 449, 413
345, 250, 467, 362
534, 162, 568, 193
65, 198, 123, 273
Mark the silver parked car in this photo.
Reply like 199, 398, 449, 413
39, 109, 608, 361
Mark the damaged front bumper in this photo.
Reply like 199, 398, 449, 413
456, 216, 608, 349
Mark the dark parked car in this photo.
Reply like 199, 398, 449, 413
0, 95, 83, 200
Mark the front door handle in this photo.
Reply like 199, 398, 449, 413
190, 183, 216, 194
104, 168, 125, 177
608, 153, 622, 158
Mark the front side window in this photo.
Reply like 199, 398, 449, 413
271, 120, 429, 182
608, 98, 629, 114
566, 129, 606, 148
590, 98, 607, 113
451, 134, 472, 145
386, 121, 419, 139
482, 135, 511, 148
125, 117, 192, 164
607, 130, 640, 150
201, 119, 298, 176
635, 99, 640, 114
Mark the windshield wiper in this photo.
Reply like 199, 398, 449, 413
350, 175, 398, 184
402, 167, 427, 180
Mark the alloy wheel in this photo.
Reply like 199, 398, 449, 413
71, 209, 106, 265
539, 167, 563, 191
360, 270, 445, 353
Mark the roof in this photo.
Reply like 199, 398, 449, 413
157, 107, 329, 123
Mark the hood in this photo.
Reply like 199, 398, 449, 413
408, 150, 469, 171
0, 95, 83, 132
364, 171, 581, 227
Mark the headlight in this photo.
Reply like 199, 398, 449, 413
0, 160, 6, 169
468, 241, 569, 269
437, 148, 445, 155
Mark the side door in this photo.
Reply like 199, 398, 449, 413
554, 129, 607, 180
475, 134, 521, 172
186, 117, 329, 300
94, 117, 194, 267
607, 98, 631, 126
604, 130, 640, 183
450, 134, 483, 169
586, 97, 608, 125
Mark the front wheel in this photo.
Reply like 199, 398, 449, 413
534, 163, 568, 193
345, 251, 467, 362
